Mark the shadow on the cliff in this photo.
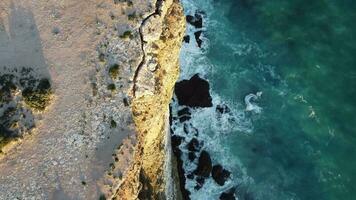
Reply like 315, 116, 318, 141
0, 4, 52, 138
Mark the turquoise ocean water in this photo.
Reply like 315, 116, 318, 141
175, 0, 356, 199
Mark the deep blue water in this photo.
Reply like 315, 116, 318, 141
173, 0, 356, 199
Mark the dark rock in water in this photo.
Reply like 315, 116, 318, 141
187, 138, 200, 152
220, 188, 236, 200
194, 31, 203, 48
187, 173, 194, 179
212, 164, 231, 186
183, 35, 190, 43
216, 104, 231, 114
175, 74, 212, 108
178, 107, 191, 122
194, 150, 212, 178
188, 152, 196, 161
171, 135, 183, 155
194, 176, 205, 190
186, 13, 203, 29
178, 107, 191, 116
179, 115, 191, 123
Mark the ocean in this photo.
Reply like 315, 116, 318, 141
170, 0, 356, 199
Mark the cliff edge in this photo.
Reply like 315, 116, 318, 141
113, 0, 185, 199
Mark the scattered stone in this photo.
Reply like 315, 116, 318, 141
183, 35, 190, 43
194, 150, 212, 178
194, 31, 203, 48
175, 74, 212, 108
212, 164, 231, 186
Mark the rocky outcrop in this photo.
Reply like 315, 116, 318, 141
175, 74, 212, 108
113, 0, 186, 199
212, 164, 231, 186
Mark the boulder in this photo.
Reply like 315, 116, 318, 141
187, 138, 200, 152
186, 13, 203, 29
220, 188, 236, 200
175, 74, 212, 108
194, 150, 212, 178
183, 35, 190, 43
212, 164, 231, 186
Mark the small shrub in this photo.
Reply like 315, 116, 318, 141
22, 79, 52, 111
128, 12, 136, 20
109, 64, 119, 80
107, 83, 116, 91
120, 31, 132, 39
110, 119, 117, 128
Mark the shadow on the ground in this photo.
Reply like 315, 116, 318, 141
0, 4, 52, 148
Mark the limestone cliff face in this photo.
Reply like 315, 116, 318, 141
113, 0, 185, 199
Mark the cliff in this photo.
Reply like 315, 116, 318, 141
113, 0, 185, 199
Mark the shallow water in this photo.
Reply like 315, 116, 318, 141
175, 0, 356, 199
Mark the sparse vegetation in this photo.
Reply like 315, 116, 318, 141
109, 64, 119, 80
107, 83, 116, 91
22, 79, 52, 111
120, 30, 132, 39
110, 119, 117, 128
128, 12, 136, 20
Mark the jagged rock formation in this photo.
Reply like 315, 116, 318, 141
113, 0, 185, 199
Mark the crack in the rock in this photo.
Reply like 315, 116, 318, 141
132, 0, 164, 97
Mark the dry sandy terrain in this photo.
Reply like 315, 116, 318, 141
0, 0, 156, 199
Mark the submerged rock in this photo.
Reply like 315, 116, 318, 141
212, 164, 231, 186
175, 74, 212, 108
194, 150, 212, 178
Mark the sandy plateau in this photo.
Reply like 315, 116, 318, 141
0, 0, 185, 199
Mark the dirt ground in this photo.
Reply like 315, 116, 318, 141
0, 0, 154, 199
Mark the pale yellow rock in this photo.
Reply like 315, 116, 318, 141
113, 0, 186, 199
